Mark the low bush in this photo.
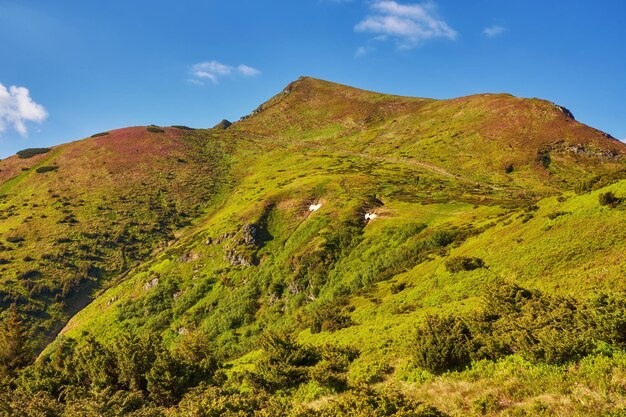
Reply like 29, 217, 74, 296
90, 132, 109, 138
547, 211, 570, 220
35, 166, 59, 174
146, 127, 165, 133
599, 191, 621, 207
414, 315, 473, 374
16, 148, 51, 159
445, 256, 485, 273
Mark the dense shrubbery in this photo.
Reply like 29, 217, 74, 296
0, 327, 449, 416
16, 148, 51, 159
444, 256, 485, 273
411, 282, 626, 375
146, 127, 165, 133
90, 132, 109, 138
414, 315, 473, 374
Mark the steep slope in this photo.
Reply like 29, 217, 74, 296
3, 78, 626, 416
0, 126, 230, 346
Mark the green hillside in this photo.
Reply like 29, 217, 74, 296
2, 77, 626, 416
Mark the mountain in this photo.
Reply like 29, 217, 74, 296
1, 77, 626, 416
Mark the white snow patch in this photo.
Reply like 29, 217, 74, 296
365, 212, 378, 221
309, 203, 322, 212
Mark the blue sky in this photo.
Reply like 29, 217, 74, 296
1, 0, 625, 158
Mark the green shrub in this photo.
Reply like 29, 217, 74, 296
547, 211, 570, 220
35, 166, 59, 174
146, 127, 165, 133
538, 150, 551, 168
302, 298, 354, 333
414, 315, 473, 374
16, 148, 51, 159
476, 282, 596, 364
171, 125, 194, 130
250, 332, 320, 391
301, 387, 449, 416
599, 192, 620, 207
445, 256, 485, 273
90, 132, 109, 138
472, 394, 501, 415
429, 230, 455, 247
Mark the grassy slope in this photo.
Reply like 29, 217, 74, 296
44, 78, 626, 415
1, 77, 624, 415
0, 126, 230, 346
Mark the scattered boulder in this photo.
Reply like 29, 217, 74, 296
144, 277, 159, 291
225, 249, 254, 267
241, 223, 257, 245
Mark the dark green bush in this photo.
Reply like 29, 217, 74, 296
301, 297, 355, 334
547, 211, 570, 220
429, 230, 455, 247
538, 150, 551, 168
16, 148, 51, 159
476, 282, 596, 364
599, 192, 620, 207
171, 125, 194, 130
35, 166, 58, 174
414, 315, 473, 374
299, 387, 449, 416
250, 332, 320, 391
445, 256, 485, 273
146, 127, 165, 133
90, 132, 109, 138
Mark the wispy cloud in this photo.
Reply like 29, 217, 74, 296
237, 64, 261, 77
483, 25, 506, 37
355, 1, 457, 49
0, 83, 47, 136
189, 60, 261, 85
355, 45, 375, 58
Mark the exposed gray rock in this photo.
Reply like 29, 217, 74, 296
565, 143, 620, 160
225, 249, 253, 266
241, 223, 257, 245
144, 277, 159, 291
552, 103, 575, 120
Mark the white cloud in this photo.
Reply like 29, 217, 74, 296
355, 1, 457, 49
190, 60, 261, 85
355, 45, 375, 57
483, 25, 506, 37
0, 83, 47, 136
237, 64, 261, 77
